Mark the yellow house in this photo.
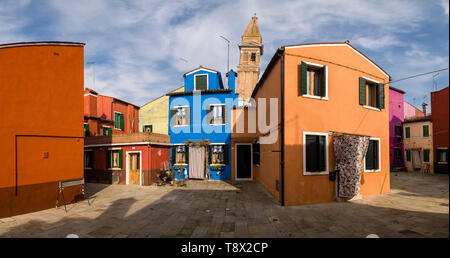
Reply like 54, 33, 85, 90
403, 115, 434, 174
139, 86, 184, 134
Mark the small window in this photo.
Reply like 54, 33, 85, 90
437, 149, 448, 163
208, 105, 226, 125
393, 148, 402, 162
84, 123, 90, 137
250, 53, 256, 62
304, 133, 327, 174
422, 125, 429, 137
171, 106, 189, 126
107, 149, 123, 169
367, 81, 378, 108
359, 77, 385, 109
300, 62, 327, 98
405, 127, 411, 139
114, 112, 124, 130
365, 139, 380, 172
423, 149, 430, 163
174, 145, 187, 164
84, 151, 94, 169
395, 126, 402, 137
195, 74, 208, 90
143, 125, 153, 132
102, 126, 112, 136
405, 149, 411, 162
210, 145, 225, 164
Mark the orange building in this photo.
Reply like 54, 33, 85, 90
0, 42, 85, 218
84, 88, 140, 136
249, 42, 391, 206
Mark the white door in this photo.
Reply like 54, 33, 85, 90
189, 146, 205, 179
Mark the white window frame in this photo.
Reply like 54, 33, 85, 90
142, 124, 153, 132
84, 150, 94, 169
126, 151, 142, 186
173, 105, 189, 127
302, 131, 329, 175
102, 125, 111, 135
174, 144, 188, 165
362, 76, 381, 111
209, 104, 226, 125
364, 137, 381, 173
437, 147, 448, 164
209, 143, 226, 166
107, 148, 122, 170
302, 61, 328, 101
194, 74, 209, 90
114, 111, 123, 130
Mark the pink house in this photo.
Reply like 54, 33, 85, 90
389, 86, 406, 170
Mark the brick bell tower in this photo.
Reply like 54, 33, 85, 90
236, 15, 263, 104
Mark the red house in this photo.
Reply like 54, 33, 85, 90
84, 133, 171, 185
431, 86, 449, 173
84, 88, 140, 136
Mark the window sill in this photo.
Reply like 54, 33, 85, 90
363, 105, 381, 111
173, 125, 189, 127
438, 162, 448, 164
302, 94, 328, 100
364, 169, 381, 173
303, 171, 329, 176
174, 163, 188, 166
209, 123, 227, 126
108, 168, 122, 170
210, 164, 226, 166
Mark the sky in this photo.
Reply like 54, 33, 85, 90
1, 0, 448, 109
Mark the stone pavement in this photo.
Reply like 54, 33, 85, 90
0, 172, 448, 238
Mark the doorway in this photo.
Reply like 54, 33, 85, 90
412, 149, 422, 171
236, 144, 252, 180
127, 152, 141, 185
188, 146, 206, 179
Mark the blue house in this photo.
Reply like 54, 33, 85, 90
167, 66, 238, 180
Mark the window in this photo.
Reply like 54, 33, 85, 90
195, 74, 208, 90
209, 144, 228, 165
395, 126, 402, 137
102, 126, 112, 136
106, 149, 123, 169
143, 125, 153, 132
299, 61, 327, 99
437, 148, 449, 163
405, 149, 411, 162
405, 127, 411, 139
84, 151, 94, 169
359, 77, 385, 109
423, 149, 430, 163
250, 53, 256, 62
171, 106, 190, 126
365, 138, 380, 172
172, 145, 188, 164
114, 112, 124, 130
303, 132, 328, 174
253, 143, 260, 165
422, 125, 429, 137
84, 123, 90, 137
208, 104, 226, 125
393, 148, 402, 162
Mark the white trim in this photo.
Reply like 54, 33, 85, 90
302, 132, 329, 175
0, 42, 85, 49
361, 76, 380, 84
114, 111, 123, 130
84, 93, 98, 97
302, 62, 328, 100
185, 68, 218, 76
285, 43, 390, 78
363, 105, 381, 111
126, 151, 142, 186
84, 142, 172, 148
194, 74, 209, 90
235, 143, 253, 180
364, 137, 381, 173
209, 104, 227, 125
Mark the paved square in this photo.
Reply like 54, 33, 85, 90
0, 172, 448, 238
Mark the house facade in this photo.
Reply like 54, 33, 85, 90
139, 86, 184, 134
403, 116, 434, 174
251, 42, 391, 206
430, 86, 449, 173
389, 86, 406, 170
84, 133, 171, 185
404, 101, 424, 118
84, 88, 140, 137
168, 67, 238, 181
0, 42, 85, 218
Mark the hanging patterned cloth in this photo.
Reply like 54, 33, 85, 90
333, 135, 370, 198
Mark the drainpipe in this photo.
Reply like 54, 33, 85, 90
279, 49, 285, 206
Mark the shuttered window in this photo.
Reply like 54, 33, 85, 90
195, 74, 208, 90
359, 77, 385, 109
423, 125, 429, 137
305, 134, 326, 173
84, 123, 90, 137
107, 149, 123, 169
171, 107, 190, 126
423, 149, 430, 163
365, 139, 380, 171
114, 112, 124, 130
209, 104, 227, 125
405, 149, 411, 162
103, 127, 112, 136
405, 127, 411, 139
299, 61, 327, 98
210, 144, 228, 164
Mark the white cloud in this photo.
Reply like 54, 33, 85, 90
441, 0, 449, 16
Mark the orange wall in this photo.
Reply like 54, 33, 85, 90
0, 44, 84, 189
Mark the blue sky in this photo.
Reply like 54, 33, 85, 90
1, 0, 448, 109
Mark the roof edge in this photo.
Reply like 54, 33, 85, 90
0, 41, 86, 49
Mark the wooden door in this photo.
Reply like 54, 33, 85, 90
129, 153, 140, 184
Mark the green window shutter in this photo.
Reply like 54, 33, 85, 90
84, 124, 89, 137
423, 149, 430, 162
405, 127, 410, 138
106, 150, 111, 168
406, 149, 411, 162
185, 146, 189, 163
359, 77, 366, 105
114, 113, 118, 128
223, 144, 229, 164
118, 149, 123, 168
108, 127, 112, 135
320, 67, 326, 97
423, 125, 429, 137
301, 62, 307, 95
208, 146, 212, 164
120, 114, 124, 130
195, 75, 207, 90
376, 83, 385, 109
171, 146, 176, 165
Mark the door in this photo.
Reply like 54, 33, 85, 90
412, 150, 421, 170
236, 144, 252, 179
129, 153, 140, 184
189, 146, 205, 179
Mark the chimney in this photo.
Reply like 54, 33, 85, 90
422, 103, 428, 116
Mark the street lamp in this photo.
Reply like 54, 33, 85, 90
87, 61, 95, 89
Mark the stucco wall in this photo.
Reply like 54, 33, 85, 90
431, 87, 449, 173
403, 121, 434, 173
389, 89, 405, 167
